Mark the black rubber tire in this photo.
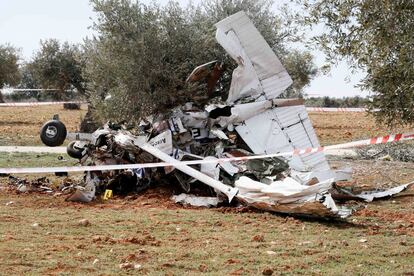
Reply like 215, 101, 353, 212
40, 120, 67, 147
66, 141, 84, 159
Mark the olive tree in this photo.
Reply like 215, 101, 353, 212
86, 0, 317, 122
30, 39, 87, 100
296, 0, 414, 126
0, 44, 20, 102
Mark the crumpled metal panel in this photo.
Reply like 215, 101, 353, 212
215, 11, 293, 101
334, 182, 414, 202
236, 105, 330, 172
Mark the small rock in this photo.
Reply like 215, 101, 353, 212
252, 234, 265, 242
262, 268, 273, 275
31, 223, 40, 228
5, 201, 14, 206
78, 219, 91, 227
92, 235, 103, 242
359, 238, 367, 243
119, 262, 133, 270
226, 259, 240, 264
176, 227, 181, 232
266, 250, 276, 255
199, 264, 208, 272
124, 253, 137, 261
119, 262, 141, 270
93, 259, 99, 265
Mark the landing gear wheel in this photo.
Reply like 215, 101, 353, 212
66, 141, 85, 159
40, 120, 67, 147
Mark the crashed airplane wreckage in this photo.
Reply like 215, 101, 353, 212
37, 12, 408, 218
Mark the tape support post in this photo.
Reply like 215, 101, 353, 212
1, 131, 413, 174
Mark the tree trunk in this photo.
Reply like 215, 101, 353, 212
80, 105, 100, 133
0, 92, 4, 103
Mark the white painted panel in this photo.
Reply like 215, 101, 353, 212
236, 105, 330, 172
215, 11, 293, 102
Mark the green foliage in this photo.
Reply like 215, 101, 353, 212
281, 50, 317, 98
86, 0, 317, 123
29, 39, 87, 100
305, 96, 368, 107
297, 0, 414, 126
0, 44, 21, 102
0, 44, 20, 87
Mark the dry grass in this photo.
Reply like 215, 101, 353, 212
308, 112, 412, 145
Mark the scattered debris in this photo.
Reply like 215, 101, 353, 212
63, 102, 81, 110
332, 182, 414, 202
55, 171, 68, 177
8, 176, 54, 193
78, 219, 91, 227
65, 173, 97, 202
357, 141, 414, 162
172, 194, 220, 207
31, 223, 40, 228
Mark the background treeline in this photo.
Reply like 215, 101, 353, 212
2, 90, 81, 102
304, 96, 369, 108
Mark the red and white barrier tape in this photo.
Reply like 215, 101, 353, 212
306, 107, 366, 112
1, 131, 413, 174
0, 101, 85, 107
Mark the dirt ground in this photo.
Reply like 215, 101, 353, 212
0, 106, 414, 275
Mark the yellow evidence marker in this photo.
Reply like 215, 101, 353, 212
103, 189, 113, 200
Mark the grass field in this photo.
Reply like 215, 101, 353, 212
0, 105, 413, 275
